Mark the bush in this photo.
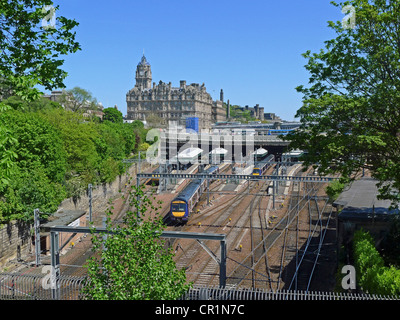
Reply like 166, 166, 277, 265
353, 229, 400, 296
326, 178, 348, 201
0, 106, 149, 223
83, 185, 192, 299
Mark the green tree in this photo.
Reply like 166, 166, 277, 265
0, 107, 18, 188
103, 107, 123, 124
0, 110, 67, 183
0, 0, 80, 188
325, 178, 348, 202
2, 95, 62, 112
42, 108, 101, 187
353, 229, 400, 296
0, 0, 80, 101
83, 185, 191, 300
285, 0, 400, 206
0, 110, 67, 221
58, 87, 98, 112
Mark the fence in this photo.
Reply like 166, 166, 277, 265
181, 286, 399, 301
0, 273, 398, 300
0, 273, 86, 300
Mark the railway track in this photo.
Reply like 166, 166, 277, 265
171, 179, 262, 285
285, 195, 335, 292
225, 167, 333, 290
169, 164, 275, 287
55, 162, 336, 293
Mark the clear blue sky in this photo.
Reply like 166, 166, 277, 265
51, 0, 344, 121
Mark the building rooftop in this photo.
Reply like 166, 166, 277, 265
178, 147, 203, 160
40, 209, 87, 232
138, 54, 150, 66
210, 147, 228, 155
252, 148, 268, 155
333, 177, 399, 221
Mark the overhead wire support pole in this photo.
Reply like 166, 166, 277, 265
45, 227, 228, 289
34, 208, 41, 266
50, 231, 60, 300
136, 176, 141, 220
88, 183, 92, 223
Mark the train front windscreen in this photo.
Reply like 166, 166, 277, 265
171, 201, 186, 217
252, 168, 260, 175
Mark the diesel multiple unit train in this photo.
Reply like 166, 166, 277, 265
170, 166, 219, 223
169, 153, 275, 223
252, 154, 275, 176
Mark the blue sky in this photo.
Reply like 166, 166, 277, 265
52, 0, 345, 121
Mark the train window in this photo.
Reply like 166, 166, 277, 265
171, 202, 186, 211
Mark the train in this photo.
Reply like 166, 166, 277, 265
252, 154, 275, 176
266, 129, 294, 136
170, 166, 220, 223
149, 166, 162, 185
148, 164, 173, 185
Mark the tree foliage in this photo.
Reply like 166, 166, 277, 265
82, 185, 191, 300
285, 0, 400, 206
2, 95, 62, 112
228, 104, 256, 123
0, 0, 80, 191
0, 103, 147, 223
325, 178, 348, 202
58, 87, 99, 112
0, 0, 80, 101
0, 110, 67, 183
103, 107, 123, 124
353, 229, 400, 296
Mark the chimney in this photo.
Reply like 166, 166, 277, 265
180, 80, 186, 89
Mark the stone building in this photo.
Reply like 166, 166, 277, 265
126, 55, 226, 129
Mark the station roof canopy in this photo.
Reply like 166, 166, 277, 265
210, 147, 228, 155
283, 149, 304, 157
252, 148, 268, 156
178, 147, 203, 161
333, 177, 399, 221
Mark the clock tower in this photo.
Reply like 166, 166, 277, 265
135, 54, 152, 89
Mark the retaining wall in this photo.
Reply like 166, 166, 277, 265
0, 221, 32, 268
0, 162, 151, 270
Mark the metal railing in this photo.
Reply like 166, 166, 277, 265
182, 285, 399, 300
0, 273, 86, 300
1, 273, 398, 300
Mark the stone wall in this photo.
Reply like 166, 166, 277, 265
0, 162, 152, 269
57, 162, 151, 222
0, 221, 32, 268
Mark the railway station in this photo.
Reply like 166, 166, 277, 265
1, 136, 398, 301
128, 150, 343, 293
1, 149, 398, 301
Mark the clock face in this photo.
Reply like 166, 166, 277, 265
139, 71, 144, 76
